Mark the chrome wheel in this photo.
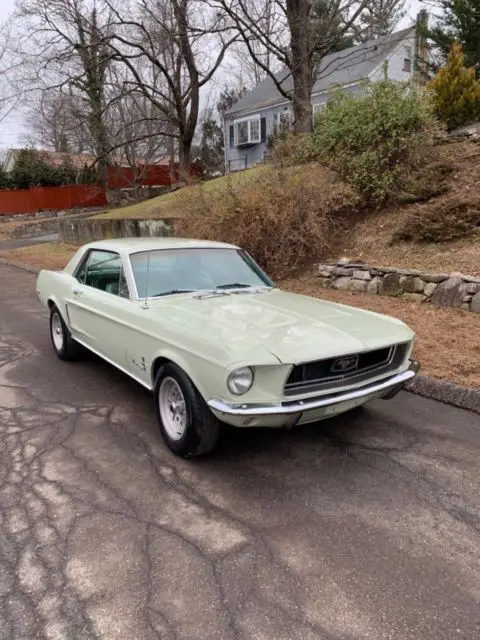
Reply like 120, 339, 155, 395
51, 312, 64, 352
158, 376, 187, 441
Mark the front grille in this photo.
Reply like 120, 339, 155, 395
284, 343, 410, 396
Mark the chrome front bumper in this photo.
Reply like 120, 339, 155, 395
208, 360, 420, 428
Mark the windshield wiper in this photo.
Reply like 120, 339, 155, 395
152, 289, 194, 297
216, 282, 258, 289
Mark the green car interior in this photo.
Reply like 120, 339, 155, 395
77, 251, 129, 297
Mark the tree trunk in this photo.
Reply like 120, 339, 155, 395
178, 138, 191, 183
292, 82, 313, 134
286, 0, 315, 134
88, 90, 110, 195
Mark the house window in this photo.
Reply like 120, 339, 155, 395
234, 117, 261, 146
313, 103, 325, 115
273, 110, 291, 132
250, 119, 260, 142
403, 46, 412, 72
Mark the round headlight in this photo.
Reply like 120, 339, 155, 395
227, 367, 254, 396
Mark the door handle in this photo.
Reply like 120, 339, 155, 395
72, 288, 83, 297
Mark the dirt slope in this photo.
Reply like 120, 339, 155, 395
329, 140, 480, 276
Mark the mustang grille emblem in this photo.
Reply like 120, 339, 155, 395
331, 355, 359, 374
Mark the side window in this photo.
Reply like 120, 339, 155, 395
75, 252, 89, 284
82, 250, 130, 298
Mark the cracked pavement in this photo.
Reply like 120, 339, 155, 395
0, 263, 479, 640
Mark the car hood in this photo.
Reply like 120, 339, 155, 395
148, 289, 414, 365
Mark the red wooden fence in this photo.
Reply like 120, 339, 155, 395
107, 164, 181, 189
0, 163, 197, 216
0, 184, 108, 216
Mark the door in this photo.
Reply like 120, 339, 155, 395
66, 249, 132, 367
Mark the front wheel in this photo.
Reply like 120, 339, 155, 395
155, 363, 220, 457
49, 305, 82, 361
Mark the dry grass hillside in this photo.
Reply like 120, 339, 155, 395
329, 140, 480, 276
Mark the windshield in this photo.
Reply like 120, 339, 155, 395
129, 248, 273, 298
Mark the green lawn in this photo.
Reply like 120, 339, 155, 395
94, 168, 264, 220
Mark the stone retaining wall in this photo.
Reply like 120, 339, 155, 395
59, 217, 175, 244
11, 210, 98, 239
317, 261, 480, 313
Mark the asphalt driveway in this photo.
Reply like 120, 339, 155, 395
0, 263, 479, 640
0, 233, 59, 251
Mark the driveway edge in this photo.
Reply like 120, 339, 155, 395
405, 376, 480, 415
1, 256, 479, 414
0, 257, 41, 274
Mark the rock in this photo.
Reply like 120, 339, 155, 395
463, 295, 473, 303
449, 271, 467, 279
431, 276, 468, 308
397, 268, 422, 277
366, 277, 379, 295
332, 267, 354, 276
350, 279, 368, 292
379, 273, 403, 296
421, 273, 449, 283
461, 303, 470, 311
317, 277, 331, 287
375, 266, 400, 274
471, 292, 480, 313
401, 293, 425, 304
352, 270, 371, 281
345, 262, 370, 269
402, 276, 425, 294
337, 257, 350, 264
332, 277, 351, 290
318, 269, 333, 278
423, 282, 437, 298
466, 282, 480, 294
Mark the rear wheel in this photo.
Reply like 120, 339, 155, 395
155, 363, 220, 457
49, 304, 82, 361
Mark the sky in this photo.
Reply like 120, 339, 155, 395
0, 0, 424, 153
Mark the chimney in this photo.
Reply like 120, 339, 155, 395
414, 9, 429, 85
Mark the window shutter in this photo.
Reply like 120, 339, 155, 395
261, 117, 267, 143
229, 125, 235, 148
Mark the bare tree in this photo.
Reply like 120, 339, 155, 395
211, 0, 376, 133
353, 0, 406, 42
226, 0, 282, 87
14, 0, 113, 185
23, 88, 91, 152
104, 0, 236, 178
105, 62, 170, 189
0, 21, 20, 124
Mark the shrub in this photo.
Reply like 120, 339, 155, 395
396, 161, 454, 204
0, 167, 12, 189
176, 164, 359, 278
9, 148, 79, 189
268, 132, 316, 168
311, 79, 440, 203
428, 42, 480, 131
392, 198, 480, 243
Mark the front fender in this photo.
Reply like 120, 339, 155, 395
150, 347, 225, 401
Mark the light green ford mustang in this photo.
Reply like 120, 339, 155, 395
36, 237, 419, 457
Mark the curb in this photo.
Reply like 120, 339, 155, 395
0, 257, 41, 274
0, 256, 479, 415
406, 375, 480, 415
